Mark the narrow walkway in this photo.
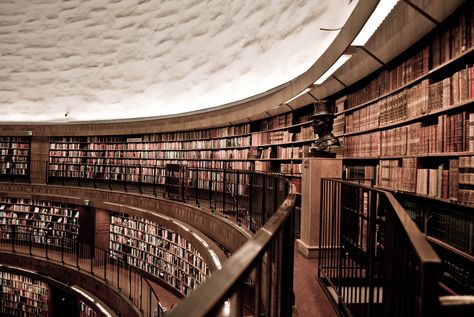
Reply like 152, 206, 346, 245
293, 245, 337, 317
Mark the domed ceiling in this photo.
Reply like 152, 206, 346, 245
0, 0, 357, 122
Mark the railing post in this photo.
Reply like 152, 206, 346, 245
108, 162, 112, 190
153, 164, 157, 197
140, 276, 143, 311
139, 164, 143, 195
124, 165, 128, 193
45, 161, 49, 184
273, 176, 278, 218
129, 265, 132, 301
117, 258, 121, 291
29, 229, 32, 256
61, 162, 65, 186
11, 225, 16, 253
104, 249, 107, 282
248, 172, 253, 231
223, 169, 227, 214
195, 167, 200, 207
262, 174, 267, 225
93, 163, 97, 188
149, 287, 152, 317
366, 189, 378, 317
61, 236, 64, 264
45, 234, 48, 260
209, 166, 213, 211
236, 170, 240, 223
90, 245, 94, 275
76, 239, 80, 269
280, 196, 295, 316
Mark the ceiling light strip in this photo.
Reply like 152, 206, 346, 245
284, 88, 312, 104
314, 54, 352, 85
352, 0, 400, 46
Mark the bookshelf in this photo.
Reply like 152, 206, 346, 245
48, 126, 254, 186
109, 212, 211, 296
335, 1, 474, 296
0, 197, 80, 249
0, 271, 49, 317
0, 136, 31, 181
47, 114, 314, 194
338, 2, 474, 207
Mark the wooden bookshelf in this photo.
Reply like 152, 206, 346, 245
109, 212, 211, 296
249, 108, 315, 174
0, 197, 80, 249
339, 2, 474, 207
48, 127, 255, 186
0, 271, 49, 317
0, 136, 31, 181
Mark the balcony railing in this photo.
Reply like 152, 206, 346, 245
318, 179, 441, 317
0, 228, 162, 317
2, 169, 297, 316
166, 182, 297, 317
318, 179, 474, 317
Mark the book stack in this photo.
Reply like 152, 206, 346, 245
459, 156, 474, 204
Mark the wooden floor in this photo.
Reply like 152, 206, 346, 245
293, 246, 337, 317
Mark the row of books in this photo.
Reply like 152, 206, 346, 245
344, 111, 474, 157
50, 159, 253, 171
51, 148, 252, 160
0, 198, 80, 248
346, 3, 474, 110
407, 112, 474, 154
276, 146, 303, 159
343, 131, 381, 157
53, 137, 252, 151
0, 137, 30, 143
414, 158, 474, 205
0, 272, 48, 317
294, 126, 314, 141
1, 149, 29, 155
110, 214, 210, 296
0, 137, 29, 177
431, 4, 474, 67
111, 216, 208, 267
346, 156, 473, 205
53, 125, 252, 146
345, 65, 474, 134
259, 112, 293, 131
0, 167, 28, 175
280, 163, 301, 174
153, 123, 251, 141
251, 130, 293, 146
1, 198, 76, 209
346, 47, 429, 109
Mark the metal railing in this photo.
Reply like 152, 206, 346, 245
0, 227, 163, 317
47, 162, 290, 234
318, 179, 441, 317
166, 182, 297, 317
5, 167, 296, 316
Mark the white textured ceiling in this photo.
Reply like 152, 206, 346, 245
0, 0, 357, 122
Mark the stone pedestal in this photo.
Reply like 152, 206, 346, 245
297, 158, 342, 258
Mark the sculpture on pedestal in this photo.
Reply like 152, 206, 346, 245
309, 100, 340, 157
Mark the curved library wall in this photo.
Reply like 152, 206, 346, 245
0, 0, 472, 315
